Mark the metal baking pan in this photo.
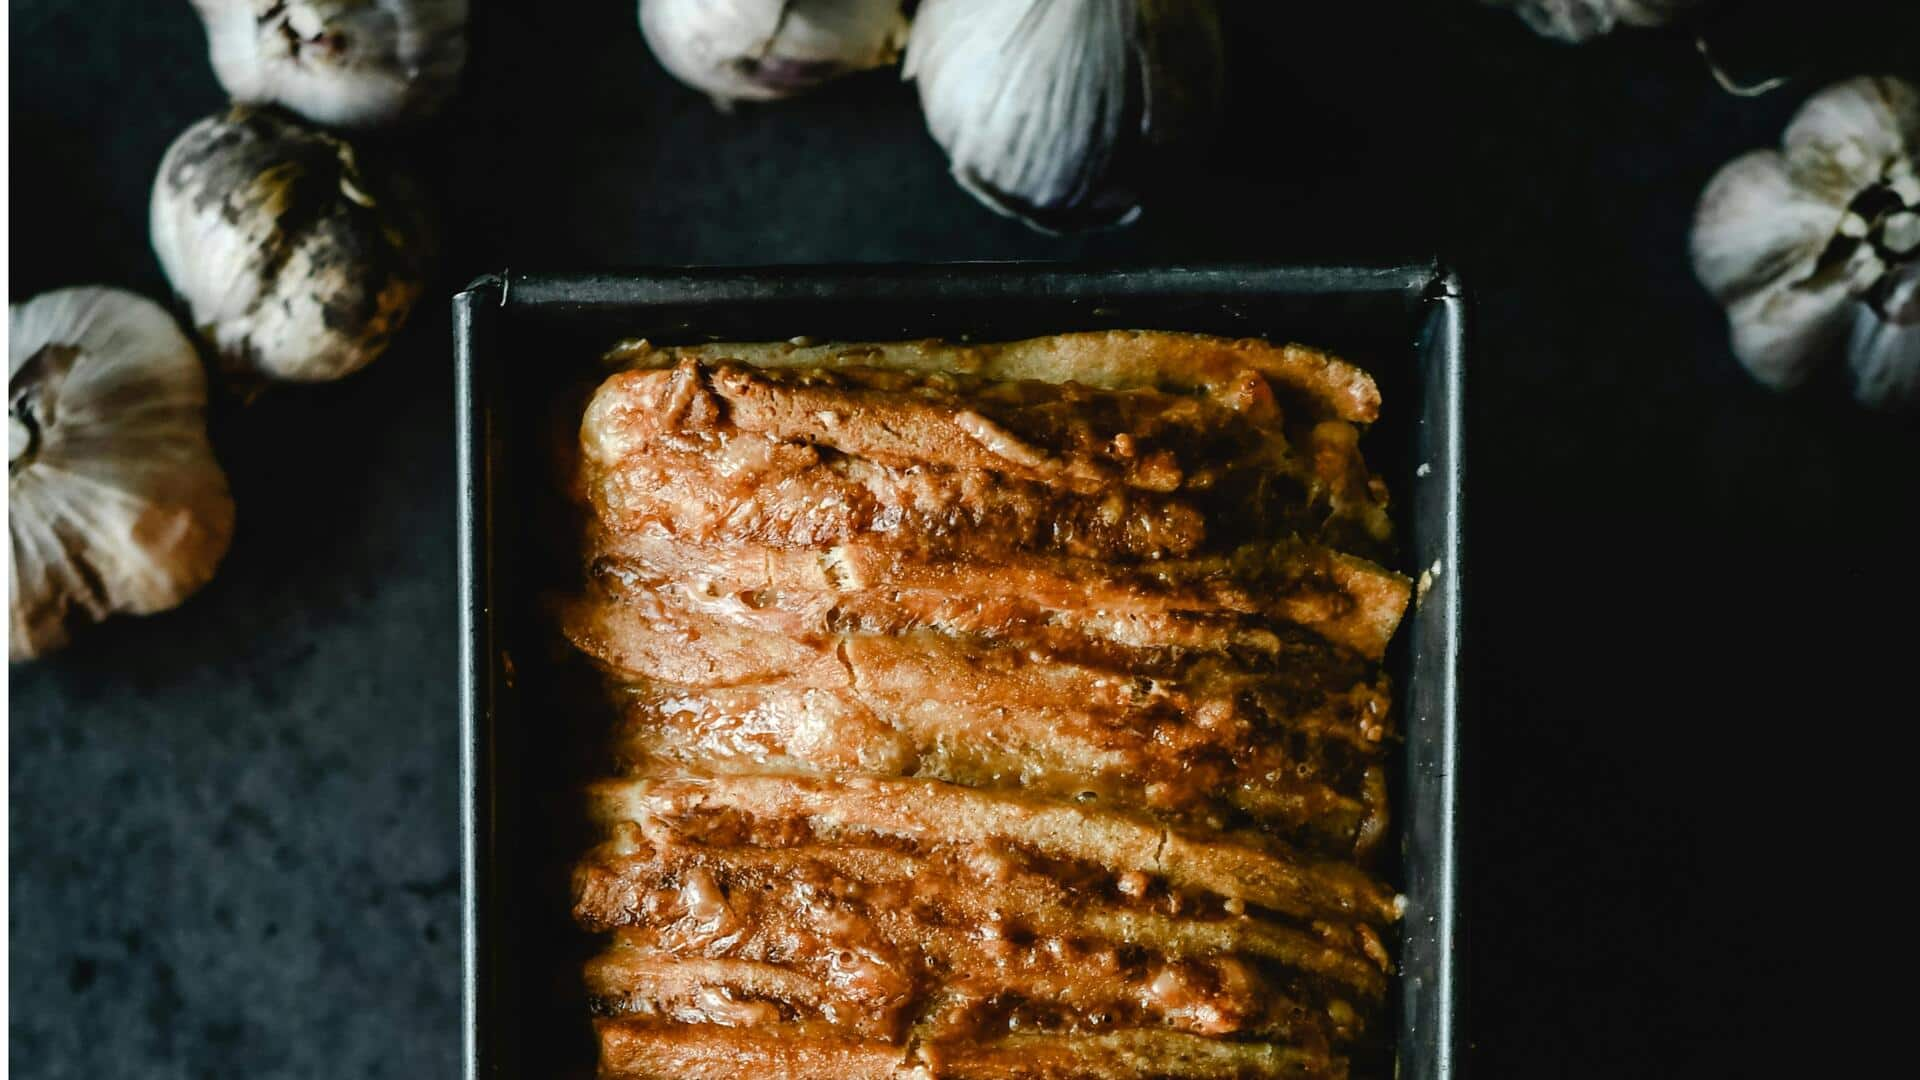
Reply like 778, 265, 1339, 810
456, 262, 1464, 1079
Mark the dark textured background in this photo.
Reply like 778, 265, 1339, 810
10, 1, 1918, 1077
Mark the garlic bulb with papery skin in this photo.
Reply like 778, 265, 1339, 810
192, 0, 468, 128
1692, 76, 1920, 407
152, 106, 433, 383
1484, 0, 1698, 43
9, 288, 235, 662
905, 0, 1224, 234
639, 0, 907, 104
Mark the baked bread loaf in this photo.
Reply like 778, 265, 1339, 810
564, 332, 1410, 1079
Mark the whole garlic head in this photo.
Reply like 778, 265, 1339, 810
639, 0, 908, 104
192, 0, 469, 128
905, 0, 1224, 234
9, 287, 235, 662
152, 106, 433, 383
1484, 0, 1699, 43
1692, 76, 1920, 408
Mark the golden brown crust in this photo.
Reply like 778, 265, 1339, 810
582, 356, 1392, 561
596, 1018, 908, 1080
588, 774, 1399, 925
568, 331, 1403, 1079
573, 834, 1392, 1003
561, 585, 1393, 753
596, 1019, 1347, 1080
587, 532, 1408, 662
605, 330, 1382, 424
606, 683, 1380, 848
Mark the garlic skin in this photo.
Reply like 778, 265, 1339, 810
905, 0, 1224, 235
9, 288, 235, 662
639, 0, 907, 104
1692, 76, 1920, 406
1485, 0, 1698, 43
152, 107, 433, 383
1849, 262, 1920, 411
192, 0, 468, 128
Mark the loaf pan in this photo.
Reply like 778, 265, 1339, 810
455, 262, 1465, 1079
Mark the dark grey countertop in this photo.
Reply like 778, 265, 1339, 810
11, 2, 1918, 1076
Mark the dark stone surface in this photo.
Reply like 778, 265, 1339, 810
10, 1, 1917, 1076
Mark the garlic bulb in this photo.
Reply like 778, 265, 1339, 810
152, 106, 433, 383
639, 0, 908, 104
1485, 0, 1698, 43
191, 0, 468, 128
905, 0, 1224, 234
9, 287, 235, 662
1692, 76, 1920, 408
